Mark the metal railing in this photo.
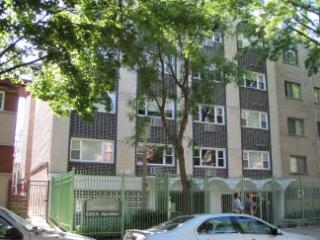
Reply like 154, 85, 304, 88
48, 171, 320, 239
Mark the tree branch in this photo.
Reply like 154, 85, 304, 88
0, 55, 47, 75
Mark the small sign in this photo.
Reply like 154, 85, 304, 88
84, 197, 121, 216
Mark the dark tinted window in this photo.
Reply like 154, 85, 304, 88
151, 216, 194, 231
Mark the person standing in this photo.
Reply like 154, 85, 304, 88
232, 192, 243, 213
244, 192, 255, 215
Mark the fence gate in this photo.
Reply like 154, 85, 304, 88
7, 180, 48, 219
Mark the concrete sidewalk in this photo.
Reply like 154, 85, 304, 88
283, 226, 320, 239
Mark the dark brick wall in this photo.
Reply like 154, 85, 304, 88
193, 168, 228, 178
0, 145, 14, 173
241, 128, 271, 151
4, 91, 19, 112
69, 112, 117, 139
193, 123, 227, 147
135, 165, 176, 176
68, 162, 116, 175
240, 88, 269, 112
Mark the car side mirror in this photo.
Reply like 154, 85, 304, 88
5, 226, 22, 239
271, 227, 278, 235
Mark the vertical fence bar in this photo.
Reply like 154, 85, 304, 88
204, 172, 209, 213
272, 176, 277, 226
120, 173, 126, 237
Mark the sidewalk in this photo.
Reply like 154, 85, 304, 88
283, 226, 320, 239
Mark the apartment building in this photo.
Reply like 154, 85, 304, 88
14, 33, 320, 184
0, 80, 27, 206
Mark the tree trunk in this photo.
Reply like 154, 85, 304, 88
175, 144, 190, 214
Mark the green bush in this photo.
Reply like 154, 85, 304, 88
129, 209, 167, 229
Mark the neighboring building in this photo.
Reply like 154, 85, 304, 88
0, 80, 27, 206
14, 36, 320, 185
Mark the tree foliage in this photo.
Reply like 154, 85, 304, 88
0, 0, 122, 119
234, 0, 320, 75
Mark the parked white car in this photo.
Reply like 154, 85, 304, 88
0, 206, 94, 240
123, 213, 316, 240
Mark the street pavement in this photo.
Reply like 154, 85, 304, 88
283, 226, 320, 239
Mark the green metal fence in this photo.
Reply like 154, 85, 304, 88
49, 171, 320, 239
49, 169, 75, 231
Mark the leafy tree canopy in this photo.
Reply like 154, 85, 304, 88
234, 0, 320, 75
0, 0, 122, 119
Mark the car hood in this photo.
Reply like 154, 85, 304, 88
123, 229, 164, 240
31, 229, 94, 240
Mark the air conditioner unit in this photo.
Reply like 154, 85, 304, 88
150, 118, 162, 127
204, 124, 216, 132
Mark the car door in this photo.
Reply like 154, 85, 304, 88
234, 216, 287, 240
0, 216, 23, 240
197, 216, 245, 240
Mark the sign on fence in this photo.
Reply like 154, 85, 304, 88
83, 197, 121, 216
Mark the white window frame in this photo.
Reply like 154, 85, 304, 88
136, 142, 174, 166
243, 150, 270, 170
241, 72, 266, 91
93, 92, 116, 113
241, 110, 268, 130
0, 90, 5, 111
70, 138, 114, 163
195, 104, 225, 125
138, 99, 175, 119
194, 147, 226, 168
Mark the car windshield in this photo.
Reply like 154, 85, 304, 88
150, 216, 194, 231
1, 208, 34, 231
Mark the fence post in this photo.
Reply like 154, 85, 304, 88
120, 173, 126, 237
189, 175, 193, 214
241, 175, 244, 210
69, 169, 75, 232
165, 173, 170, 220
204, 172, 209, 213
299, 176, 304, 225
272, 176, 277, 226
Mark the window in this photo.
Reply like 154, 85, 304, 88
0, 91, 4, 111
317, 122, 320, 137
94, 92, 116, 113
195, 105, 225, 125
285, 81, 301, 99
163, 57, 176, 75
70, 138, 114, 163
241, 72, 266, 90
194, 147, 226, 168
241, 110, 268, 130
236, 216, 274, 234
136, 143, 174, 166
288, 118, 304, 136
243, 151, 270, 170
314, 87, 320, 104
138, 99, 174, 119
237, 33, 251, 48
283, 49, 298, 65
289, 156, 307, 174
202, 31, 224, 46
198, 217, 236, 234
